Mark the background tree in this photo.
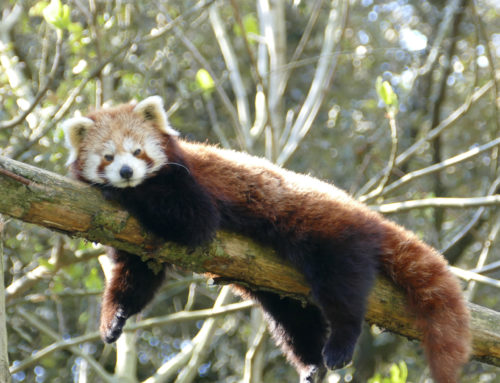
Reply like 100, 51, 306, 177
0, 0, 499, 382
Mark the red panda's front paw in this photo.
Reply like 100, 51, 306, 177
100, 307, 128, 343
322, 336, 354, 370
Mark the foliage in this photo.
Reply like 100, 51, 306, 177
369, 361, 408, 383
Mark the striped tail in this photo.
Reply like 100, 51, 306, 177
379, 220, 471, 383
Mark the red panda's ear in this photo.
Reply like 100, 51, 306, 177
62, 117, 94, 164
133, 96, 179, 136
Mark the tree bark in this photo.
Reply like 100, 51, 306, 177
0, 155, 499, 367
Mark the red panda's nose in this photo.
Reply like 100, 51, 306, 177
120, 165, 133, 179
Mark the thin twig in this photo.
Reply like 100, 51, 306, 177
360, 111, 399, 202
209, 2, 252, 146
417, 0, 464, 77
277, 0, 349, 166
142, 0, 215, 43
228, 0, 268, 96
371, 195, 500, 213
157, 4, 246, 149
257, 0, 287, 160
0, 166, 33, 186
441, 176, 500, 257
16, 308, 114, 382
450, 265, 500, 289
471, 0, 499, 136
10, 300, 255, 374
173, 286, 233, 383
0, 24, 63, 130
465, 216, 500, 300
363, 136, 500, 200
277, 0, 324, 97
357, 80, 494, 197
470, 260, 500, 275
11, 42, 130, 160
242, 313, 267, 383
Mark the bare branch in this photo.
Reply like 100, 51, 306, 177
16, 308, 114, 382
173, 286, 233, 383
361, 111, 399, 202
465, 217, 500, 300
209, 3, 252, 140
10, 300, 254, 376
440, 176, 500, 262
357, 79, 495, 197
0, 28, 63, 130
257, 0, 288, 158
277, 0, 324, 97
277, 0, 349, 165
157, 6, 247, 149
371, 195, 500, 214
417, 0, 465, 77
242, 312, 267, 383
362, 136, 500, 201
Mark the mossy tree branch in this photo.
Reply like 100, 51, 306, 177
1, 155, 499, 367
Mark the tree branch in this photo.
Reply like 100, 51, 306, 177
0, 216, 11, 383
371, 195, 500, 213
1, 155, 500, 367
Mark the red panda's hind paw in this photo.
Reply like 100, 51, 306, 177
322, 337, 354, 370
100, 308, 128, 343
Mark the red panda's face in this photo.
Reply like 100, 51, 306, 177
63, 96, 179, 188
80, 129, 167, 188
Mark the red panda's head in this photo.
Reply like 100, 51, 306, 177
63, 96, 179, 188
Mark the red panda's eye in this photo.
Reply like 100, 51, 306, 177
133, 148, 141, 156
104, 154, 114, 161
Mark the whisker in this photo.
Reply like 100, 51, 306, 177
165, 162, 191, 175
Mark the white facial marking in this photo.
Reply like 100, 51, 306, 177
62, 117, 95, 165
144, 136, 167, 172
83, 153, 105, 184
105, 153, 148, 188
123, 137, 137, 153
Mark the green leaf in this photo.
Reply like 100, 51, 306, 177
43, 0, 71, 30
30, 1, 50, 17
196, 69, 215, 93
376, 76, 399, 111
389, 363, 401, 381
38, 258, 55, 271
369, 361, 407, 383
398, 361, 408, 382
233, 14, 259, 44
243, 14, 259, 36
368, 373, 382, 383
51, 276, 65, 293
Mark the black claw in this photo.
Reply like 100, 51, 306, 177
103, 310, 128, 343
300, 365, 327, 383
322, 338, 355, 370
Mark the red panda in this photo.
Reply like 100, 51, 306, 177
63, 96, 471, 383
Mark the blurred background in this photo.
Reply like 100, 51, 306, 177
0, 0, 499, 382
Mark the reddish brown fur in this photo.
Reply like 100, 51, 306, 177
379, 221, 471, 382
68, 103, 471, 383
175, 140, 471, 383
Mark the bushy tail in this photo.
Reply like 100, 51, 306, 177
379, 220, 471, 383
